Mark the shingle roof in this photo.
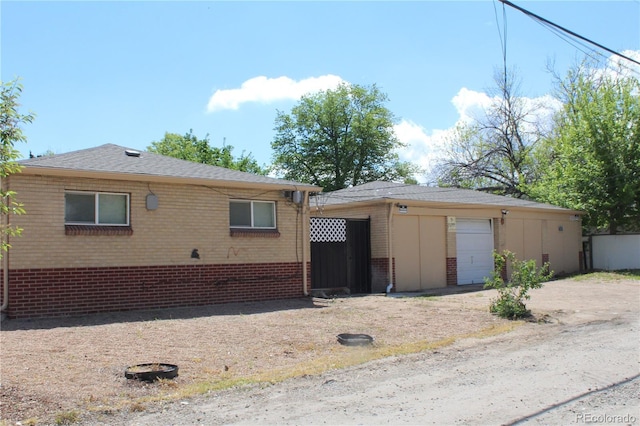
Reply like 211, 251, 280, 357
19, 144, 319, 190
312, 181, 578, 212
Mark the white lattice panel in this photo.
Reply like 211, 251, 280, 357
310, 218, 347, 242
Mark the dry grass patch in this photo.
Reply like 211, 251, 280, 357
1, 291, 512, 424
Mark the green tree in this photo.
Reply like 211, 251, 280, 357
530, 61, 640, 234
271, 83, 419, 191
435, 69, 550, 197
148, 130, 267, 175
0, 79, 34, 255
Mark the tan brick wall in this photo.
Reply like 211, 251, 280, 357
446, 216, 457, 258
307, 201, 583, 289
7, 175, 304, 269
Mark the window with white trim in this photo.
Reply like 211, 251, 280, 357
229, 200, 276, 229
65, 191, 130, 225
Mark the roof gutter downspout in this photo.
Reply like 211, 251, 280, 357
1, 176, 8, 314
301, 191, 309, 296
386, 202, 394, 294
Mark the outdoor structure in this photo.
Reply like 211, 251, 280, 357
0, 144, 320, 318
310, 181, 583, 294
590, 234, 640, 271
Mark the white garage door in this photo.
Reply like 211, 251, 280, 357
456, 219, 494, 285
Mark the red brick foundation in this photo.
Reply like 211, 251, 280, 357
579, 251, 584, 271
5, 262, 305, 319
446, 257, 457, 286
371, 257, 395, 293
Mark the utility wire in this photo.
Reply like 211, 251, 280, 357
493, 0, 509, 79
498, 0, 640, 67
531, 15, 640, 77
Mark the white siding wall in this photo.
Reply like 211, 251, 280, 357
592, 235, 640, 270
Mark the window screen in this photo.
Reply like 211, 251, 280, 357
229, 200, 276, 228
65, 192, 129, 225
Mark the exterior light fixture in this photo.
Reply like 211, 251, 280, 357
500, 209, 509, 224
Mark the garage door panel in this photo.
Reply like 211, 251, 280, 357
393, 216, 421, 291
457, 219, 494, 285
419, 216, 446, 289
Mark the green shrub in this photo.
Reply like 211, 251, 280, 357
484, 250, 553, 319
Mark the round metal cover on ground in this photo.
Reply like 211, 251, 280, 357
125, 363, 178, 382
337, 333, 374, 346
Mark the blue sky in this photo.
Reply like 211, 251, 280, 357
2, 1, 639, 182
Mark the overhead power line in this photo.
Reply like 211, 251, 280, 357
493, 0, 509, 81
498, 0, 640, 67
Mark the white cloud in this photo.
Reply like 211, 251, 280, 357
396, 87, 563, 184
604, 49, 640, 79
618, 49, 640, 65
450, 87, 561, 133
207, 74, 345, 112
451, 87, 495, 123
394, 87, 496, 183
394, 120, 453, 184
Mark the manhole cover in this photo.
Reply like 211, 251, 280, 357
337, 333, 374, 346
125, 363, 178, 382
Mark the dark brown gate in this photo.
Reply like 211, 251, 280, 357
310, 217, 371, 294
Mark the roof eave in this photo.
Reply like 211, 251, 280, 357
314, 196, 583, 215
18, 166, 322, 192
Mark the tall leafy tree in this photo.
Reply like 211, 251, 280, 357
148, 130, 267, 175
271, 83, 418, 191
435, 69, 552, 197
0, 79, 34, 255
530, 62, 640, 234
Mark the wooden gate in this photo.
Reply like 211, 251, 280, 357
310, 217, 371, 294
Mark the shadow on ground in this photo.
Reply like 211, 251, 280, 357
1, 296, 327, 331
2, 284, 492, 331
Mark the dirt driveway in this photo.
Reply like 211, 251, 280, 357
1, 272, 638, 425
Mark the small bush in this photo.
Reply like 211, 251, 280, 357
55, 410, 80, 425
130, 401, 146, 412
484, 250, 553, 319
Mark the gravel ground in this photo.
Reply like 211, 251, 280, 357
84, 275, 640, 426
1, 283, 505, 424
1, 273, 638, 425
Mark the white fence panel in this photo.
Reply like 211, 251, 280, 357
592, 235, 640, 270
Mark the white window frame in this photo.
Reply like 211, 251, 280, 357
65, 191, 130, 226
229, 200, 277, 229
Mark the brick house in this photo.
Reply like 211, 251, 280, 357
310, 181, 583, 294
1, 144, 320, 318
